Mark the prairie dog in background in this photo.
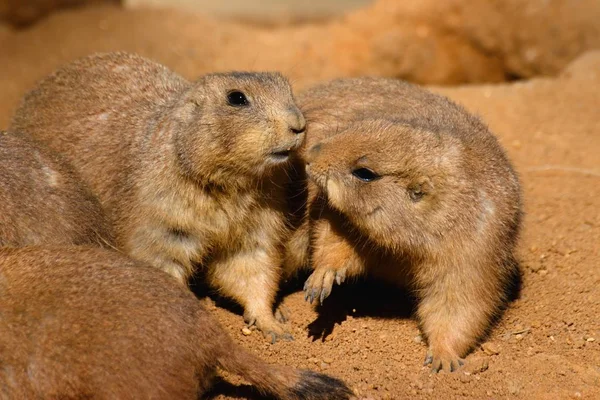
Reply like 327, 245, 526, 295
0, 246, 353, 399
0, 131, 112, 247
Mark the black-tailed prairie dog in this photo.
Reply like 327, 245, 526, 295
297, 78, 522, 372
11, 52, 306, 340
0, 246, 353, 399
0, 131, 112, 247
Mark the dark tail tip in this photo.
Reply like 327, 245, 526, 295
287, 370, 354, 400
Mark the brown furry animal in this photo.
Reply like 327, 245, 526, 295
0, 130, 112, 247
295, 78, 522, 372
0, 246, 353, 399
11, 52, 306, 340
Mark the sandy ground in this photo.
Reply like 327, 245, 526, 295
0, 1, 599, 399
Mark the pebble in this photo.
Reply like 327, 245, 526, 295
323, 357, 333, 364
481, 342, 500, 355
241, 327, 252, 336
586, 337, 596, 342
464, 357, 489, 375
414, 335, 423, 344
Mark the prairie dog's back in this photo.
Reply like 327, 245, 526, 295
10, 52, 189, 202
0, 131, 112, 247
0, 246, 214, 399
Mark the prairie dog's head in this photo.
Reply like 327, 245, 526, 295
305, 119, 476, 253
173, 72, 306, 184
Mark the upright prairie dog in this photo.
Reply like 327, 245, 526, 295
0, 131, 112, 247
11, 52, 306, 340
0, 246, 353, 399
297, 78, 522, 372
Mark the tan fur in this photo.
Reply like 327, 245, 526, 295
0, 131, 112, 247
11, 52, 306, 339
295, 78, 522, 372
0, 246, 353, 399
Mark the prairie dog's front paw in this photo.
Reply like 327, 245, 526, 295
303, 267, 347, 305
423, 349, 465, 373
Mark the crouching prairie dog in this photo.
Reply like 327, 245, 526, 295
0, 246, 353, 399
0, 131, 112, 247
11, 52, 306, 340
297, 78, 522, 372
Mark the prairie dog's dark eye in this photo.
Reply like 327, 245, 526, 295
352, 168, 380, 182
227, 91, 248, 107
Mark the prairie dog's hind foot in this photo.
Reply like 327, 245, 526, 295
423, 349, 465, 373
244, 310, 294, 344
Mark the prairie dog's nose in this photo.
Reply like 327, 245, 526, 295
288, 108, 306, 135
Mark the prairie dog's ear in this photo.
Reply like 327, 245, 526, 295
408, 176, 433, 202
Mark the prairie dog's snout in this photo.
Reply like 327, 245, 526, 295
287, 106, 306, 135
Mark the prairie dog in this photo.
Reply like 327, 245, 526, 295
297, 78, 522, 372
0, 131, 112, 247
11, 52, 306, 340
0, 246, 353, 399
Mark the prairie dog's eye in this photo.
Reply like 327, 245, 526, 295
227, 91, 249, 107
352, 167, 380, 182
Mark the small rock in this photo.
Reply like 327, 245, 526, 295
241, 327, 252, 336
323, 357, 333, 364
464, 357, 489, 375
482, 342, 500, 355
414, 335, 423, 344
587, 337, 596, 342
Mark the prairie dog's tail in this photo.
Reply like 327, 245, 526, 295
216, 340, 353, 400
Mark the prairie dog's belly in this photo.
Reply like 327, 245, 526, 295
135, 183, 266, 267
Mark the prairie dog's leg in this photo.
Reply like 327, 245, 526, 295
207, 225, 290, 343
304, 215, 366, 304
416, 257, 502, 372
281, 218, 310, 278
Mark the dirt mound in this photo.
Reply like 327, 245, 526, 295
0, 0, 119, 26
1, 0, 600, 127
